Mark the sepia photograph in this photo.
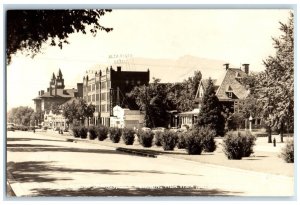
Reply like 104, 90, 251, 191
4, 3, 295, 200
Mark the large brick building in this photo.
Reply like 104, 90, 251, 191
83, 66, 150, 126
33, 69, 83, 113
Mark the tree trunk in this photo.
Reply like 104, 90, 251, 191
268, 125, 272, 143
280, 123, 284, 143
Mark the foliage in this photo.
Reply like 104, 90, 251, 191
281, 139, 294, 163
109, 127, 122, 143
7, 9, 113, 64
122, 128, 135, 145
62, 98, 95, 125
127, 78, 171, 128
177, 132, 187, 149
161, 131, 178, 151
45, 102, 61, 115
200, 127, 217, 152
137, 130, 154, 147
154, 131, 163, 146
96, 126, 108, 141
79, 126, 88, 139
197, 78, 225, 136
72, 126, 80, 138
7, 106, 35, 126
30, 111, 44, 126
185, 129, 204, 155
88, 126, 97, 140
226, 112, 245, 131
222, 131, 256, 160
254, 13, 294, 140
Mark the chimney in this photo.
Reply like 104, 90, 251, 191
41, 90, 44, 95
77, 83, 83, 98
117, 66, 121, 72
242, 64, 250, 75
38, 91, 40, 96
223, 63, 230, 70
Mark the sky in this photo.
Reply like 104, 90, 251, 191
6, 9, 292, 110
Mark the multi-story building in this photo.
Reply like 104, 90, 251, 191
83, 66, 150, 127
33, 69, 83, 113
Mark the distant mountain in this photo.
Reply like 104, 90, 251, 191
88, 55, 231, 83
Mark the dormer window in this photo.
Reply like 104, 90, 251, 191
226, 85, 233, 98
228, 92, 233, 98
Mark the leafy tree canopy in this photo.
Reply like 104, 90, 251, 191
7, 106, 34, 126
7, 9, 113, 64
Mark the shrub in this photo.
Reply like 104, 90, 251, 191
281, 139, 294, 163
200, 127, 217, 152
138, 130, 154, 147
185, 129, 204, 155
122, 128, 135, 145
177, 132, 186, 149
222, 131, 256, 160
96, 126, 108, 141
154, 131, 163, 146
72, 126, 80, 138
79, 126, 88, 139
161, 130, 178, 151
242, 131, 256, 157
109, 127, 122, 143
88, 126, 97, 140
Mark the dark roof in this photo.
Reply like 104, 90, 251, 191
38, 89, 77, 98
216, 68, 249, 100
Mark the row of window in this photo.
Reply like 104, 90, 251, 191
84, 82, 110, 93
84, 93, 110, 103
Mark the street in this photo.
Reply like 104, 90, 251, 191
6, 131, 294, 197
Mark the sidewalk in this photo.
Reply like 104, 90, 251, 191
38, 130, 294, 177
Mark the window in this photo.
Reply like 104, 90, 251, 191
96, 83, 99, 90
88, 85, 91, 92
96, 106, 99, 112
228, 92, 232, 98
92, 94, 95, 101
88, 95, 91, 102
101, 82, 106, 89
101, 93, 106, 101
96, 94, 99, 101
101, 105, 106, 112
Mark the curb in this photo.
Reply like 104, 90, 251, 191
116, 147, 157, 158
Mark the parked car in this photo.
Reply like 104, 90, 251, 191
7, 123, 15, 131
152, 127, 166, 133
141, 127, 151, 132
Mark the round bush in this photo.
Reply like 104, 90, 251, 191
177, 132, 186, 149
222, 131, 256, 160
88, 126, 97, 140
161, 130, 178, 151
138, 130, 154, 147
200, 127, 217, 153
96, 126, 108, 141
122, 128, 135, 145
185, 130, 204, 155
72, 126, 80, 138
79, 126, 88, 139
154, 131, 163, 146
281, 139, 294, 163
109, 127, 122, 143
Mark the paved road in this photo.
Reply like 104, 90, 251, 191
6, 131, 294, 197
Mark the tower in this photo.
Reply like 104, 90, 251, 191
55, 68, 65, 89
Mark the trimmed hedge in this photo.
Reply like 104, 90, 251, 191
109, 127, 122, 143
222, 131, 256, 160
177, 132, 186, 149
281, 139, 294, 163
154, 131, 163, 146
88, 126, 97, 140
96, 126, 108, 141
72, 126, 80, 138
122, 128, 135, 145
79, 126, 88, 139
161, 130, 178, 151
138, 130, 154, 148
185, 129, 204, 155
200, 127, 217, 153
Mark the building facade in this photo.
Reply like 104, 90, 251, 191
33, 69, 83, 113
83, 66, 150, 127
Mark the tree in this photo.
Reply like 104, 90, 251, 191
197, 78, 225, 136
62, 98, 95, 126
7, 106, 34, 126
7, 9, 113, 64
257, 12, 294, 142
30, 111, 44, 126
127, 78, 172, 128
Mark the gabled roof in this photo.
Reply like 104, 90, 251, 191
216, 68, 250, 100
38, 89, 77, 98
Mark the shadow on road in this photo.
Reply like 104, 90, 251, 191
7, 137, 67, 143
29, 186, 243, 196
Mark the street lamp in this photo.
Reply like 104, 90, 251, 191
249, 115, 253, 132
